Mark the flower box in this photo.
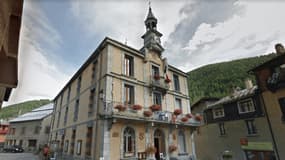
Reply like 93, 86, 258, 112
114, 105, 126, 111
181, 117, 189, 122
149, 105, 161, 111
195, 115, 203, 121
132, 104, 142, 110
143, 110, 153, 117
168, 144, 177, 153
154, 74, 160, 80
173, 109, 182, 116
186, 113, 193, 118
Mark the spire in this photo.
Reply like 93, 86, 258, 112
145, 2, 157, 31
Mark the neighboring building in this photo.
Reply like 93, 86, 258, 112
191, 97, 219, 115
5, 103, 53, 152
0, 120, 9, 148
249, 43, 285, 160
196, 85, 276, 160
50, 7, 199, 160
0, 0, 24, 108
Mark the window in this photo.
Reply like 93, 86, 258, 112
219, 123, 226, 135
245, 120, 257, 135
178, 131, 187, 153
67, 86, 71, 102
64, 140, 69, 153
124, 55, 134, 76
124, 85, 134, 105
88, 89, 95, 116
123, 127, 135, 157
57, 111, 61, 128
77, 76, 82, 94
64, 107, 68, 125
85, 127, 93, 156
213, 107, 225, 119
92, 60, 97, 81
70, 129, 76, 154
278, 98, 285, 122
28, 140, 37, 147
34, 126, 41, 134
238, 99, 255, 114
175, 98, 182, 110
74, 99, 79, 122
152, 65, 159, 77
173, 74, 180, 91
21, 127, 26, 135
153, 92, 162, 106
76, 140, 82, 155
45, 126, 50, 134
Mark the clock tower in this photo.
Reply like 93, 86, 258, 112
141, 6, 164, 55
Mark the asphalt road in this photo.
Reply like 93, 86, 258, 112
0, 153, 40, 160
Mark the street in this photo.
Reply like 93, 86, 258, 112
0, 153, 39, 160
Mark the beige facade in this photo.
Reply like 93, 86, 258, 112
0, 0, 23, 108
5, 103, 53, 152
50, 7, 199, 160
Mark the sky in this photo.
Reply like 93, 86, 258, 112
3, 0, 285, 106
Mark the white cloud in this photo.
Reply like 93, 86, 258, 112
3, 1, 70, 106
176, 1, 285, 71
70, 0, 187, 49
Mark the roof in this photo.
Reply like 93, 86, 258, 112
207, 86, 258, 109
191, 97, 220, 109
249, 53, 284, 72
9, 103, 53, 123
54, 37, 188, 100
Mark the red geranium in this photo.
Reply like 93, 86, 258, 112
132, 104, 142, 110
149, 105, 161, 111
143, 110, 153, 117
114, 105, 126, 111
173, 109, 182, 116
181, 117, 189, 122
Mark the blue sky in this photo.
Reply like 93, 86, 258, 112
4, 0, 285, 106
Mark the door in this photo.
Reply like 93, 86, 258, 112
154, 129, 165, 160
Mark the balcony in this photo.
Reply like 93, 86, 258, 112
100, 102, 201, 126
150, 75, 170, 94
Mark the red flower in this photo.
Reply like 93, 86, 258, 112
181, 117, 189, 122
149, 105, 161, 111
195, 115, 203, 121
114, 105, 126, 111
143, 111, 153, 117
173, 109, 182, 116
132, 104, 142, 110
186, 113, 193, 118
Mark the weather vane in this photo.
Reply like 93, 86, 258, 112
148, 0, 151, 8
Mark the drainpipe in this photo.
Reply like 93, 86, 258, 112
259, 93, 280, 160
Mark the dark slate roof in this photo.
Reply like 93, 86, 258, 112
191, 97, 220, 109
249, 53, 284, 72
146, 7, 157, 20
207, 86, 258, 109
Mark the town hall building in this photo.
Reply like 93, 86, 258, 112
49, 7, 200, 160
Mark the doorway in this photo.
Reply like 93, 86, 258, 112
154, 129, 165, 160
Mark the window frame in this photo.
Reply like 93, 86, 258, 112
76, 140, 82, 155
238, 98, 255, 114
124, 54, 134, 77
245, 119, 257, 135
218, 123, 226, 136
173, 74, 180, 92
123, 127, 136, 158
212, 107, 225, 119
175, 98, 182, 110
178, 130, 187, 153
124, 84, 134, 105
151, 65, 160, 77
153, 91, 162, 106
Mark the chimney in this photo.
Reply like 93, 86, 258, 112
245, 79, 253, 89
275, 43, 285, 55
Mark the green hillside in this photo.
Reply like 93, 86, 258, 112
0, 99, 51, 120
188, 54, 276, 104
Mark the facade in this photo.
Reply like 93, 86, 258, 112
196, 85, 276, 160
50, 7, 199, 160
5, 103, 53, 152
0, 120, 9, 148
0, 0, 23, 108
249, 44, 285, 160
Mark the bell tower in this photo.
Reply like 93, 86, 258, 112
141, 5, 164, 55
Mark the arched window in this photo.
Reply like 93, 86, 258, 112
178, 130, 186, 153
123, 127, 135, 157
